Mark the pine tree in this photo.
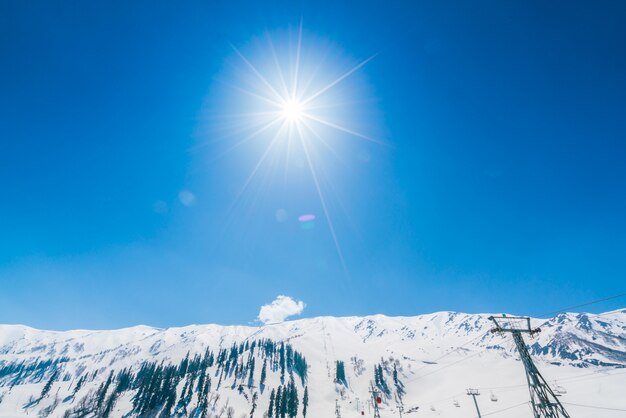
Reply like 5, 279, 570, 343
293, 352, 308, 385
287, 380, 298, 418
393, 364, 404, 398
335, 361, 347, 386
96, 371, 114, 412
268, 389, 276, 418
72, 374, 86, 397
302, 386, 308, 418
280, 386, 288, 418
250, 391, 258, 418
275, 387, 282, 418
279, 344, 286, 381
260, 360, 267, 390
248, 357, 256, 387
40, 370, 58, 400
374, 364, 389, 395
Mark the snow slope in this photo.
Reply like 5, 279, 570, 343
0, 310, 625, 418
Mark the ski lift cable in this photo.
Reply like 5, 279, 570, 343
474, 401, 529, 417
534, 292, 626, 318
412, 331, 490, 373
409, 391, 467, 409
476, 368, 626, 392
404, 334, 514, 385
562, 402, 626, 412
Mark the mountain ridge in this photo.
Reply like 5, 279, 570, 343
1, 310, 625, 417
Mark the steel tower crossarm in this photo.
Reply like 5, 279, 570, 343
488, 316, 570, 418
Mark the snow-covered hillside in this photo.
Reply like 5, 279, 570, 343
1, 310, 625, 418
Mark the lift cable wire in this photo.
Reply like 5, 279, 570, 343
535, 292, 626, 318
403, 334, 513, 387
475, 401, 529, 417
477, 368, 626, 392
562, 402, 626, 412
411, 331, 489, 374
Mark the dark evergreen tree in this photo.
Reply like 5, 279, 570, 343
250, 391, 258, 418
302, 386, 309, 418
268, 389, 276, 418
279, 386, 288, 418
248, 357, 255, 388
40, 370, 58, 399
392, 364, 404, 398
287, 380, 298, 418
95, 370, 114, 412
374, 364, 389, 395
335, 361, 347, 386
72, 374, 86, 397
293, 352, 308, 385
275, 386, 282, 418
285, 345, 293, 374
260, 359, 267, 392
279, 344, 286, 381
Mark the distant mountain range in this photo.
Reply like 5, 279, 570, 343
1, 310, 625, 417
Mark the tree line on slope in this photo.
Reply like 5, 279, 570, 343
1, 338, 308, 418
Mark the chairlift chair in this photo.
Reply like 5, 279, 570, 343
554, 381, 567, 395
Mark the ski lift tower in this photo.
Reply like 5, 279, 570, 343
488, 316, 570, 418
466, 389, 482, 418
369, 382, 382, 418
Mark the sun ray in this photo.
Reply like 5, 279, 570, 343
235, 120, 289, 201
292, 19, 303, 101
300, 54, 377, 106
220, 80, 284, 108
295, 122, 351, 278
204, 117, 285, 161
231, 44, 287, 104
302, 112, 387, 145
282, 121, 294, 183
266, 34, 290, 99
300, 118, 345, 163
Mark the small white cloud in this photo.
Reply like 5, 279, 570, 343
258, 295, 305, 324
179, 190, 196, 207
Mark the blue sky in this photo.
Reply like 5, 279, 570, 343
1, 1, 625, 330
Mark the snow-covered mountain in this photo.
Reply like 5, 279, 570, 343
1, 310, 625, 418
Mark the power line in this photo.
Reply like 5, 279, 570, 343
535, 292, 626, 318
562, 402, 626, 412
477, 402, 528, 417
404, 334, 512, 385
410, 331, 489, 375
478, 368, 626, 392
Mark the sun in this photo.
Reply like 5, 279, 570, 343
218, 24, 382, 276
281, 99, 304, 122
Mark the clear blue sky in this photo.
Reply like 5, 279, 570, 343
1, 1, 625, 330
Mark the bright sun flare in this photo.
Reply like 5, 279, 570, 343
223, 24, 381, 276
281, 99, 304, 122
